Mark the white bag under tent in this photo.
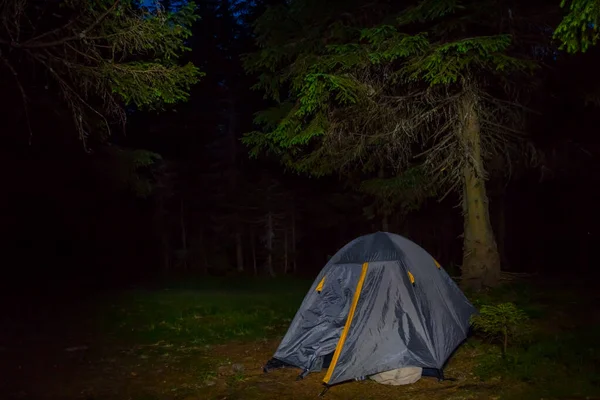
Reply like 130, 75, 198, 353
369, 366, 423, 385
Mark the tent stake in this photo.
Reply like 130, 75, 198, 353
319, 385, 330, 397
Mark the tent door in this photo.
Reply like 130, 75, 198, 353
322, 352, 334, 369
323, 262, 369, 384
303, 265, 360, 372
273, 263, 368, 377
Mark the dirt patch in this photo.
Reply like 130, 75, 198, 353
0, 338, 504, 400
183, 339, 504, 400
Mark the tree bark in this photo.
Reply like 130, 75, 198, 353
459, 92, 501, 290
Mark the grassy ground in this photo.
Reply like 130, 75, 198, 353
1, 276, 599, 400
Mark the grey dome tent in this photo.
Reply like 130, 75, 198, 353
263, 231, 476, 388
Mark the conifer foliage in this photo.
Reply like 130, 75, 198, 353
0, 0, 202, 144
245, 0, 543, 289
554, 0, 600, 53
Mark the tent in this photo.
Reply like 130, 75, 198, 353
263, 231, 476, 388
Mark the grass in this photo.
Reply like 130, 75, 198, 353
465, 281, 600, 399
1, 276, 599, 399
472, 329, 600, 398
95, 279, 310, 346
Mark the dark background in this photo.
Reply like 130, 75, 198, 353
1, 0, 599, 297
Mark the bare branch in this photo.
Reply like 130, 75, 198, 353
1, 53, 33, 144
9, 0, 121, 49
31, 51, 113, 141
25, 16, 81, 45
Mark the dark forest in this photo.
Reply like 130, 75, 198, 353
1, 0, 599, 399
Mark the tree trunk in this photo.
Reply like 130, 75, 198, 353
162, 234, 170, 274
400, 217, 411, 238
378, 167, 390, 232
153, 191, 170, 275
283, 229, 288, 274
382, 214, 389, 232
180, 199, 188, 272
251, 231, 257, 276
284, 228, 289, 274
235, 230, 244, 273
266, 212, 275, 277
292, 209, 297, 274
199, 229, 209, 274
459, 92, 501, 290
227, 93, 243, 274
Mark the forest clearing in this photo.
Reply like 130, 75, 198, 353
1, 277, 599, 400
2, 1, 600, 399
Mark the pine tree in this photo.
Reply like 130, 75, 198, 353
0, 0, 201, 145
244, 0, 547, 289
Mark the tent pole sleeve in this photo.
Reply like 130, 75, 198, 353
322, 262, 369, 384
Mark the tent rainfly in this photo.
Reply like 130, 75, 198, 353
263, 231, 477, 390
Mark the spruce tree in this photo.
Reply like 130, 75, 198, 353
245, 0, 546, 289
0, 0, 201, 145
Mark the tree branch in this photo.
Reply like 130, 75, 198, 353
31, 51, 111, 141
5, 0, 120, 49
1, 53, 33, 144
24, 16, 81, 45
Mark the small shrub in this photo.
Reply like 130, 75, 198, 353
471, 302, 531, 356
474, 328, 600, 397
